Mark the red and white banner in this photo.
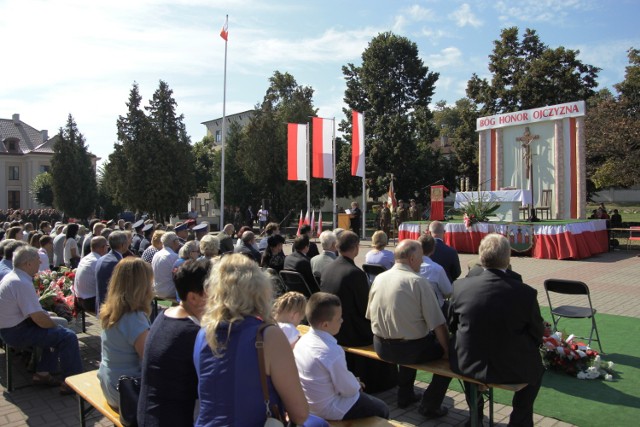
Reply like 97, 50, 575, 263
312, 117, 333, 179
287, 123, 307, 181
387, 180, 397, 209
351, 111, 365, 177
220, 16, 228, 41
310, 210, 316, 235
296, 210, 304, 236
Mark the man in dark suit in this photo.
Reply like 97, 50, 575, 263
429, 221, 461, 282
321, 231, 397, 393
283, 235, 319, 293
466, 261, 523, 282
94, 231, 129, 314
449, 234, 544, 426
299, 225, 319, 259
218, 224, 235, 254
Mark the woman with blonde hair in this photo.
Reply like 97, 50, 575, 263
199, 234, 220, 259
194, 254, 326, 426
364, 230, 394, 270
141, 230, 165, 263
98, 257, 153, 409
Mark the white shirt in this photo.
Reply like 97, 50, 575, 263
419, 256, 453, 308
152, 247, 179, 299
63, 237, 78, 265
278, 322, 301, 345
0, 268, 45, 329
38, 248, 50, 272
73, 251, 101, 299
258, 209, 268, 221
293, 328, 360, 420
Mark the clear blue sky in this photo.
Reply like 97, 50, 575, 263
1, 0, 638, 163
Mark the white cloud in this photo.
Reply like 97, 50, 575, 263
425, 47, 463, 69
449, 3, 483, 28
494, 0, 593, 23
392, 4, 436, 33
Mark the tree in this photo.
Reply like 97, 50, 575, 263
50, 115, 98, 219
432, 98, 480, 189
193, 135, 217, 193
30, 172, 54, 207
586, 48, 640, 189
467, 27, 600, 115
341, 32, 441, 200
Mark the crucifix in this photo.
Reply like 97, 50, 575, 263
516, 127, 540, 216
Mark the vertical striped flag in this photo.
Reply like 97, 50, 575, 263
312, 117, 333, 179
296, 210, 304, 236
351, 111, 365, 177
387, 180, 397, 209
304, 210, 310, 226
287, 123, 307, 181
220, 16, 228, 41
311, 210, 316, 236
318, 211, 323, 235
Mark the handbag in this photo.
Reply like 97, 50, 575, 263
117, 375, 141, 427
256, 323, 286, 427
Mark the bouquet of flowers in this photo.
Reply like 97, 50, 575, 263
33, 268, 77, 321
460, 192, 500, 228
541, 324, 614, 380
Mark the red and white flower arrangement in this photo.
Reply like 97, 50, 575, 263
541, 324, 614, 380
33, 268, 76, 321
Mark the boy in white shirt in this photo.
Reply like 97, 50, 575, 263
293, 292, 389, 421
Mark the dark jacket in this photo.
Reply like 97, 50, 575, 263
283, 251, 319, 293
449, 269, 544, 384
466, 265, 523, 282
94, 250, 123, 314
431, 238, 462, 282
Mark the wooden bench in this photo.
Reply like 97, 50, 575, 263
328, 417, 404, 426
297, 325, 526, 427
65, 370, 122, 427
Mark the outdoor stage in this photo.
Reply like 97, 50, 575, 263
398, 219, 609, 260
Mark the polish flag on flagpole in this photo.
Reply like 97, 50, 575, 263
304, 210, 310, 226
219, 16, 228, 41
312, 117, 333, 179
296, 210, 304, 236
287, 124, 307, 181
311, 210, 316, 236
351, 111, 365, 177
318, 211, 323, 235
387, 180, 397, 209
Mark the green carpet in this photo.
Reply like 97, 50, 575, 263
417, 311, 640, 426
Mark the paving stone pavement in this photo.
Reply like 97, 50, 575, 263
1, 242, 637, 426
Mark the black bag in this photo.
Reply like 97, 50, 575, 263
117, 375, 141, 427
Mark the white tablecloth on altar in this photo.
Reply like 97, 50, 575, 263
454, 190, 533, 208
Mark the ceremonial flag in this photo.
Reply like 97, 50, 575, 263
220, 16, 228, 41
351, 111, 365, 177
311, 210, 316, 235
296, 210, 304, 236
287, 123, 307, 181
387, 180, 397, 209
318, 211, 323, 235
312, 117, 333, 179
304, 210, 310, 226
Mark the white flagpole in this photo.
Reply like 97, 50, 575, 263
219, 14, 228, 231
332, 117, 337, 229
306, 123, 311, 221
361, 112, 366, 239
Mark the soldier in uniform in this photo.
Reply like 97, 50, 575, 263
396, 200, 408, 226
380, 202, 391, 236
130, 220, 145, 254
174, 223, 189, 244
138, 224, 154, 255
408, 199, 420, 221
193, 222, 209, 242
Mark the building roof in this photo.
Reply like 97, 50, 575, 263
201, 109, 255, 126
0, 114, 56, 155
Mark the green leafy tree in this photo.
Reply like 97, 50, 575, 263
586, 48, 640, 189
193, 135, 217, 193
340, 32, 441, 200
50, 114, 98, 219
467, 27, 600, 115
30, 172, 54, 207
96, 163, 123, 220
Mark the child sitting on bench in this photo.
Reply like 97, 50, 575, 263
293, 292, 389, 421
273, 291, 307, 348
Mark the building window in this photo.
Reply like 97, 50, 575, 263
8, 191, 20, 209
215, 130, 222, 143
39, 165, 51, 173
8, 166, 19, 180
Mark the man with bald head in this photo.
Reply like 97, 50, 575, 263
366, 239, 451, 419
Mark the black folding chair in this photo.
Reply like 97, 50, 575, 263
279, 270, 317, 299
544, 279, 603, 353
362, 263, 387, 286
